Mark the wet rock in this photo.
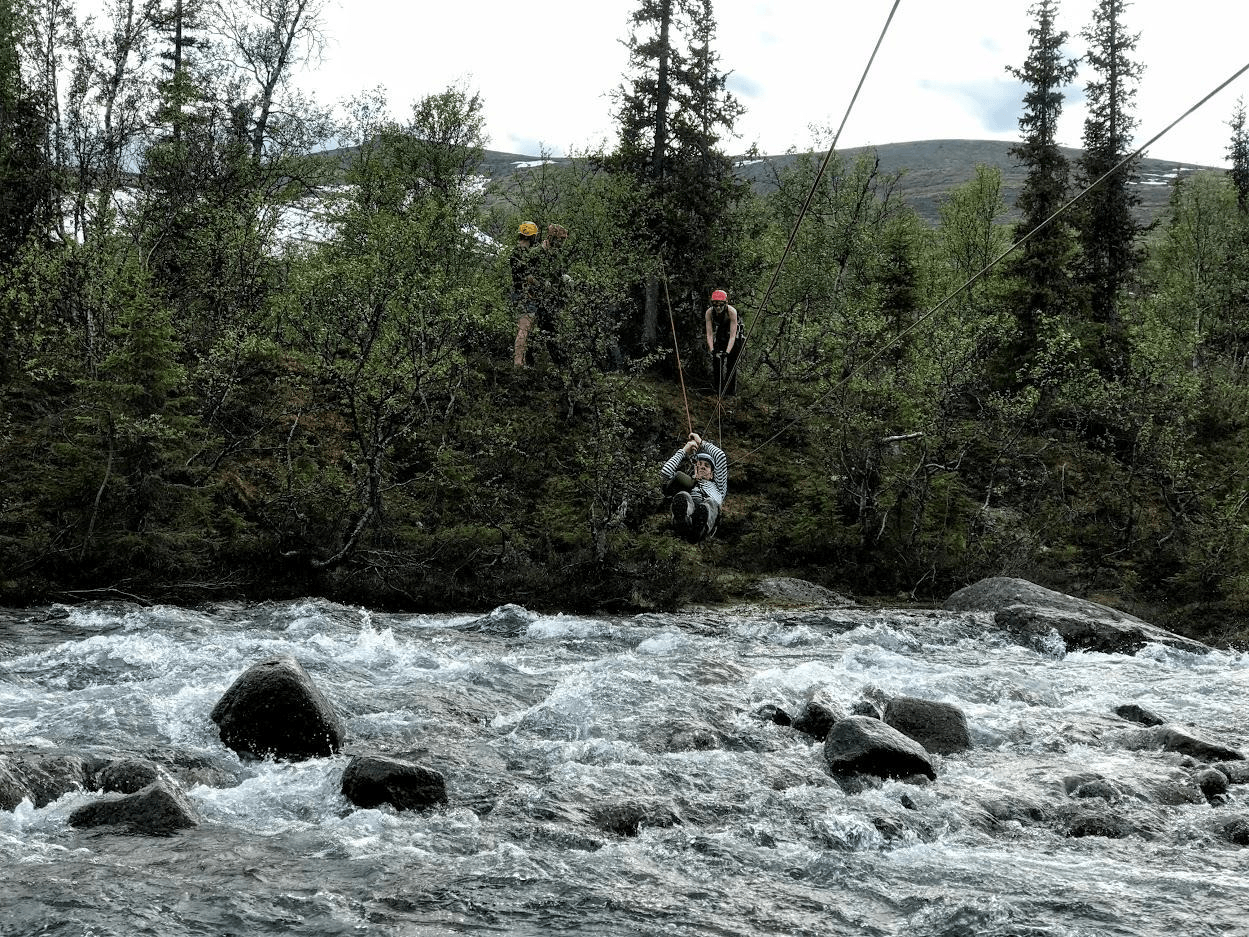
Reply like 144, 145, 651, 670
823, 715, 936, 781
665, 723, 722, 752
981, 794, 1046, 825
210, 655, 345, 761
6, 753, 90, 807
1061, 809, 1140, 839
851, 700, 882, 720
458, 604, 537, 635
1116, 725, 1245, 763
340, 754, 448, 812
945, 577, 1210, 654
1114, 703, 1165, 726
1068, 778, 1123, 802
96, 758, 171, 795
1197, 768, 1229, 801
753, 704, 791, 727
791, 699, 845, 742
0, 758, 27, 811
750, 578, 853, 607
1139, 775, 1206, 806
1213, 761, 1249, 785
1219, 816, 1249, 846
592, 800, 682, 837
68, 780, 199, 835
883, 696, 972, 755
996, 605, 1207, 655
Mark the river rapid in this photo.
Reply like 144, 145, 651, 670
1, 598, 1247, 937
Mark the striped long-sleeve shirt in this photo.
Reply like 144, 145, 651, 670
660, 439, 729, 506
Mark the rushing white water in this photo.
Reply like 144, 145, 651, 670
1, 599, 1247, 937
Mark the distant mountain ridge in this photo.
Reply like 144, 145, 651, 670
481, 139, 1222, 227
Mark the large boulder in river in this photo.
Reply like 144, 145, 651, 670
340, 755, 448, 812
69, 780, 198, 835
883, 696, 972, 754
823, 715, 936, 781
0, 758, 26, 811
944, 577, 1210, 654
1115, 724, 1245, 763
751, 577, 853, 607
210, 655, 345, 761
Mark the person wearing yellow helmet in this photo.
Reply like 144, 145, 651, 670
512, 222, 541, 366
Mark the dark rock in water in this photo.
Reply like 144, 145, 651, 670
1197, 768, 1229, 801
96, 758, 170, 795
1062, 809, 1140, 840
852, 700, 882, 720
592, 800, 682, 837
1213, 761, 1249, 784
7, 753, 89, 807
0, 759, 27, 811
665, 722, 722, 752
1068, 777, 1123, 802
791, 699, 845, 742
68, 781, 199, 835
753, 704, 791, 727
1117, 725, 1245, 763
750, 577, 853, 607
883, 696, 972, 755
210, 655, 345, 761
458, 604, 537, 635
340, 755, 448, 812
1114, 703, 1165, 727
981, 794, 1046, 825
995, 604, 1208, 655
823, 715, 936, 781
1219, 816, 1249, 846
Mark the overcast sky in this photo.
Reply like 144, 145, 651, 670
298, 1, 1247, 166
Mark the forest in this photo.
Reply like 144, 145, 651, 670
3, 0, 1249, 645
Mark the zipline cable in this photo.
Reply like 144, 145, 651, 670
713, 0, 903, 407
742, 55, 1249, 458
661, 262, 694, 438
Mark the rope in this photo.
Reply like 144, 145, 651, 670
715, 0, 903, 403
661, 263, 693, 437
742, 57, 1249, 458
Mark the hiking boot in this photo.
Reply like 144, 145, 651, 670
691, 502, 710, 536
671, 492, 694, 529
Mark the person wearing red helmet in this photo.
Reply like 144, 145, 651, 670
705, 289, 742, 395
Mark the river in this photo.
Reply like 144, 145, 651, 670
1, 598, 1246, 936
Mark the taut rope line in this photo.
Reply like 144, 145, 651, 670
742, 57, 1249, 458
661, 262, 693, 438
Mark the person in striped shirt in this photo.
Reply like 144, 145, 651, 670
660, 433, 729, 542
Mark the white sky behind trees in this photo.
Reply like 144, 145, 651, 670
293, 1, 1248, 167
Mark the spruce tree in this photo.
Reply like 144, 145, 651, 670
1003, 0, 1079, 378
1075, 0, 1144, 377
611, 0, 746, 348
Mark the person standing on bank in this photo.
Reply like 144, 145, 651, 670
705, 289, 742, 395
512, 221, 541, 367
660, 432, 729, 542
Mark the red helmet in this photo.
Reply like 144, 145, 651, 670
710, 289, 728, 302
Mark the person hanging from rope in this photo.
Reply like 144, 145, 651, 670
660, 432, 728, 542
705, 289, 743, 396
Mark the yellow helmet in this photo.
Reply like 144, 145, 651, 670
518, 221, 539, 238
